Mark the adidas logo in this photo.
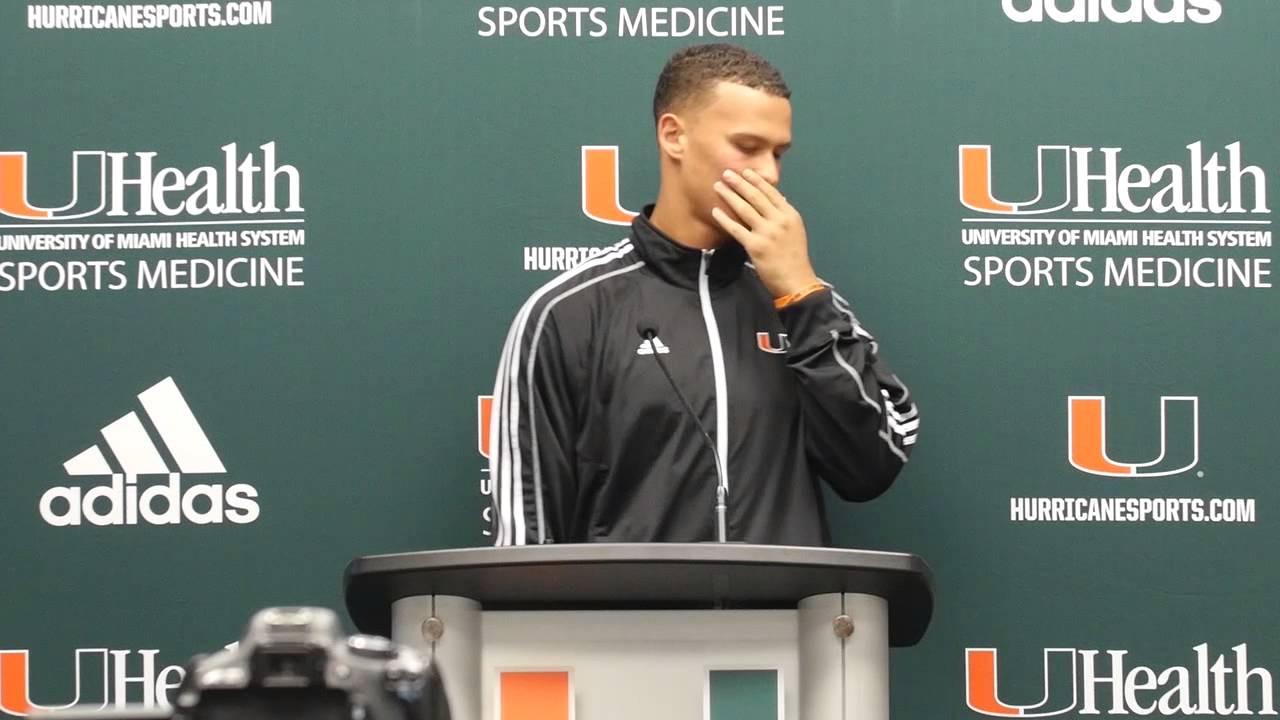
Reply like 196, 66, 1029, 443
1001, 0, 1223, 23
38, 377, 260, 527
637, 336, 671, 355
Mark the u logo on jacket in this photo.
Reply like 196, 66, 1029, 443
756, 331, 789, 354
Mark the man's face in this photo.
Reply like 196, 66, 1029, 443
676, 81, 792, 233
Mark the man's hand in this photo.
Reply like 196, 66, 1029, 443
710, 167, 821, 299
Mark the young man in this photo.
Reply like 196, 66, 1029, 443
489, 43, 918, 546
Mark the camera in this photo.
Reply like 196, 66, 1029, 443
38, 607, 449, 720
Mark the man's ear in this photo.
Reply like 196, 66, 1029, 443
656, 112, 686, 162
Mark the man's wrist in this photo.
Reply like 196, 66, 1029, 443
767, 268, 822, 297
773, 280, 827, 309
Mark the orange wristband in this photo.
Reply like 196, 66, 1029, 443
773, 282, 827, 309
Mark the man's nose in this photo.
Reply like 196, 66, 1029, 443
753, 157, 780, 187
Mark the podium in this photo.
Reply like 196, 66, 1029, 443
344, 544, 933, 720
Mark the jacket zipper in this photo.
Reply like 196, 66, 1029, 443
698, 250, 730, 497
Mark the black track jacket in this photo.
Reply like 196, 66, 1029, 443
488, 205, 918, 546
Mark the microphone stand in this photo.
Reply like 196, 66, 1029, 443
638, 325, 729, 543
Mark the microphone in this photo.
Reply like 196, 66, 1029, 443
635, 318, 729, 543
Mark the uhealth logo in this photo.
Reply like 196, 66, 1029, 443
959, 142, 1268, 217
0, 648, 183, 716
478, 395, 495, 536
1068, 396, 1199, 477
1001, 0, 1223, 24
966, 645, 1276, 717
478, 394, 494, 460
38, 377, 260, 527
0, 142, 301, 220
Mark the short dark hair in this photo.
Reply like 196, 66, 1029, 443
652, 43, 790, 125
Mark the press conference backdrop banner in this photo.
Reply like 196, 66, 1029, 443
1, 1, 1275, 718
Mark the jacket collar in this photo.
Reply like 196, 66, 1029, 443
628, 204, 748, 291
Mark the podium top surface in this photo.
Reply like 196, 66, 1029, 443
344, 543, 934, 647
